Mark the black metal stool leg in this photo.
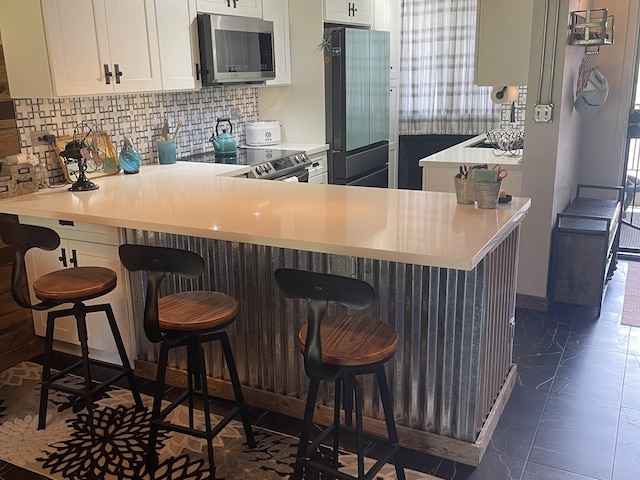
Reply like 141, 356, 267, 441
103, 304, 143, 409
187, 341, 196, 430
219, 332, 255, 448
194, 338, 216, 479
332, 375, 342, 470
38, 311, 56, 430
292, 377, 320, 480
353, 375, 365, 479
75, 305, 95, 440
147, 342, 169, 474
376, 365, 405, 480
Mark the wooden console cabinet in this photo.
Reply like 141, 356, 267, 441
550, 184, 623, 316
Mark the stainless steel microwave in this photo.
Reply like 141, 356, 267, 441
197, 14, 275, 85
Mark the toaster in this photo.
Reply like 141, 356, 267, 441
246, 121, 281, 146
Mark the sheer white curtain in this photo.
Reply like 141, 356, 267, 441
399, 0, 500, 135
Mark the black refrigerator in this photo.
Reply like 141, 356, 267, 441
325, 26, 390, 187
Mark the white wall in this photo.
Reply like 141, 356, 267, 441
257, 2, 326, 144
577, 0, 640, 186
518, 0, 591, 299
518, 0, 639, 300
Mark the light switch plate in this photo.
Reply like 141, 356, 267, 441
533, 104, 553, 123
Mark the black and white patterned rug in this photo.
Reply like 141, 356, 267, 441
0, 362, 436, 480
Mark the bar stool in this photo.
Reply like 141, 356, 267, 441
118, 244, 256, 477
274, 268, 406, 480
0, 221, 143, 430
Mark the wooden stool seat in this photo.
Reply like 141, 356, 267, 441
158, 291, 238, 332
298, 315, 398, 366
33, 266, 117, 302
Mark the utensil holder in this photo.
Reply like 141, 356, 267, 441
474, 180, 502, 209
157, 140, 177, 165
453, 176, 476, 204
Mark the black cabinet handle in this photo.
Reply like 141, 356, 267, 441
114, 64, 123, 84
195, 63, 200, 81
226, 0, 230, 6
59, 248, 67, 268
70, 249, 78, 268
103, 64, 113, 85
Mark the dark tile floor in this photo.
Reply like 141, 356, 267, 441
1, 261, 638, 479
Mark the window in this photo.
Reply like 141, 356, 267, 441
399, 0, 500, 135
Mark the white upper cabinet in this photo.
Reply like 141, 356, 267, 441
373, 0, 400, 79
263, 0, 291, 86
155, 0, 200, 90
0, 0, 162, 97
197, 0, 262, 18
324, 0, 372, 26
474, 0, 533, 86
45, 0, 162, 95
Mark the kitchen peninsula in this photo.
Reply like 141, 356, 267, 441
420, 134, 524, 196
0, 162, 530, 466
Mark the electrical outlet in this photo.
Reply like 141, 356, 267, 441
330, 255, 357, 277
30, 131, 54, 146
533, 104, 553, 123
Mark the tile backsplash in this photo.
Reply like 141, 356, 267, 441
498, 86, 527, 131
13, 87, 259, 184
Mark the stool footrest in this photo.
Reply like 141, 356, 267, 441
154, 403, 244, 440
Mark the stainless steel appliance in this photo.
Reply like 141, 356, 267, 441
180, 147, 310, 181
325, 27, 390, 187
197, 14, 275, 85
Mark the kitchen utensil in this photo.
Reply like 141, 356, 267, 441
162, 119, 169, 141
210, 118, 237, 155
492, 164, 508, 180
172, 120, 182, 140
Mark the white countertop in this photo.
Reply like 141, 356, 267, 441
418, 134, 523, 167
0, 162, 530, 270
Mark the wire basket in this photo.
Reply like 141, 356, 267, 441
485, 129, 524, 156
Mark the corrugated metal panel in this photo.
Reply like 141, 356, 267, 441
124, 226, 519, 442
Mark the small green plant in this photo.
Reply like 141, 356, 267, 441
317, 35, 331, 54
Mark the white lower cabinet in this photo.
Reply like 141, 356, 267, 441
20, 217, 136, 365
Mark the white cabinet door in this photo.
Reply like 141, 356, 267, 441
325, 0, 371, 26
27, 240, 134, 363
155, 0, 200, 90
389, 79, 398, 152
197, 0, 263, 18
263, 0, 291, 86
474, 0, 533, 86
388, 145, 397, 189
42, 0, 113, 96
103, 0, 162, 93
42, 0, 161, 95
388, 0, 400, 80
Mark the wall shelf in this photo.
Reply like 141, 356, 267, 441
569, 8, 614, 48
